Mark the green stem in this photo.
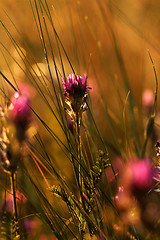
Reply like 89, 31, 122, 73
76, 114, 82, 190
76, 114, 84, 197
11, 172, 19, 236
76, 113, 88, 237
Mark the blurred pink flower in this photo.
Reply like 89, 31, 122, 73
142, 89, 154, 113
9, 92, 31, 125
122, 159, 156, 198
8, 91, 32, 141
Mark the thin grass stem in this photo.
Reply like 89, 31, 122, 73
10, 172, 19, 236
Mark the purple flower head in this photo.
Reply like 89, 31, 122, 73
123, 159, 156, 198
62, 73, 91, 113
8, 92, 32, 141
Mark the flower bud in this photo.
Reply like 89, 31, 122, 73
9, 92, 31, 141
9, 92, 31, 124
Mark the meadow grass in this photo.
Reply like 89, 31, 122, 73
0, 0, 160, 239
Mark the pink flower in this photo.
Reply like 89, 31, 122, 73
8, 92, 32, 140
62, 73, 91, 93
9, 92, 31, 125
62, 73, 91, 113
122, 159, 156, 198
142, 89, 154, 114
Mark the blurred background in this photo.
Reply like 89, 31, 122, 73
0, 0, 160, 238
0, 0, 160, 134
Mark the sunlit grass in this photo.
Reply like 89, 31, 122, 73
0, 0, 160, 239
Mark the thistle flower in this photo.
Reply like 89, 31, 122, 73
62, 73, 91, 114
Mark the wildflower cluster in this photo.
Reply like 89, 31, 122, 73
1, 1, 160, 239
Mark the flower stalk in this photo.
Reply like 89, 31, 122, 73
11, 172, 20, 236
62, 73, 91, 198
62, 73, 91, 235
76, 113, 84, 201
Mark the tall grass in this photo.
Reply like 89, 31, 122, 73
0, 0, 160, 239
